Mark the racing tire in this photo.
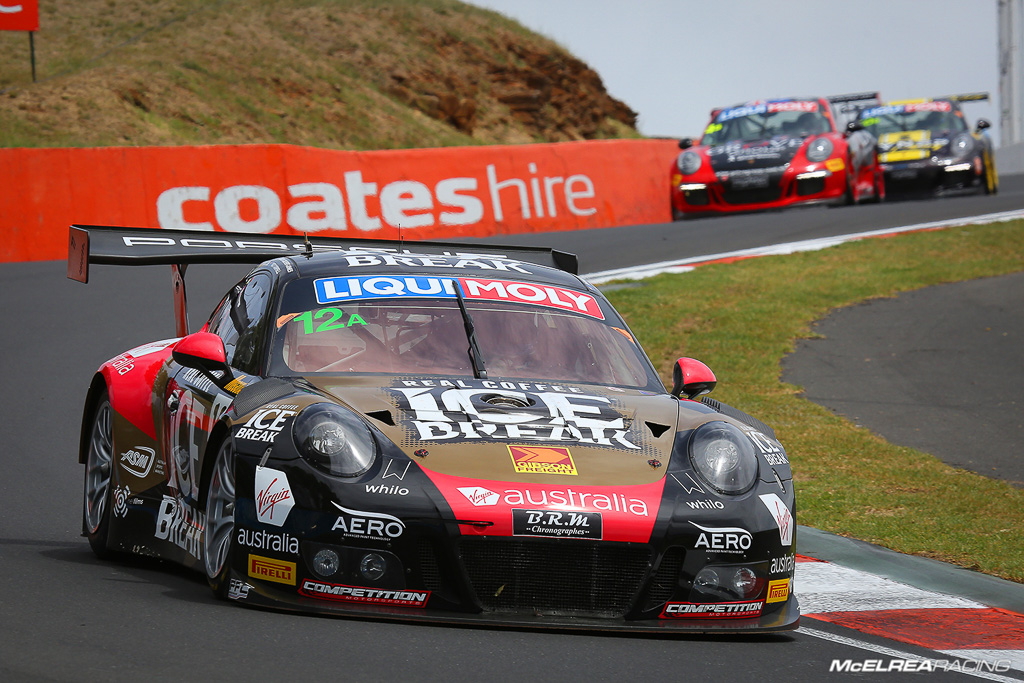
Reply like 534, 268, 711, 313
84, 391, 116, 559
203, 438, 237, 599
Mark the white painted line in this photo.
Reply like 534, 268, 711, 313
583, 208, 1024, 285
797, 561, 986, 614
799, 627, 1023, 681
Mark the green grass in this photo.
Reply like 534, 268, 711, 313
606, 219, 1024, 583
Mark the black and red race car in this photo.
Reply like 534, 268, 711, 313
670, 93, 885, 219
855, 93, 999, 197
71, 225, 798, 632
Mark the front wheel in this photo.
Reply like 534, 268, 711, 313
84, 392, 116, 559
203, 438, 236, 598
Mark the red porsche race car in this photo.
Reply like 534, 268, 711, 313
670, 93, 885, 219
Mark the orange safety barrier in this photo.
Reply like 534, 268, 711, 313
0, 139, 680, 262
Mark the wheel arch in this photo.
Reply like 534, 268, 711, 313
79, 373, 109, 464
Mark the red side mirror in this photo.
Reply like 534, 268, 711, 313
172, 332, 231, 384
672, 357, 717, 399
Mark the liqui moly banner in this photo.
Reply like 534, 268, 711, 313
0, 139, 678, 262
0, 0, 39, 31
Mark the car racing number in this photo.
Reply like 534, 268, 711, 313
163, 368, 232, 503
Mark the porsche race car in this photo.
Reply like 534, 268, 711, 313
71, 225, 798, 633
671, 93, 885, 219
855, 93, 998, 196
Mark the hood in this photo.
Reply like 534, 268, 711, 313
706, 135, 806, 172
877, 129, 949, 162
303, 375, 680, 487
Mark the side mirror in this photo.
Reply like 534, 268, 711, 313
678, 137, 694, 150
846, 120, 865, 134
976, 118, 991, 132
671, 357, 717, 399
172, 332, 233, 386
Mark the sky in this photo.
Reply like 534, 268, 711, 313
465, 0, 1004, 145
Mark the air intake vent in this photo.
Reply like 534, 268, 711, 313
481, 394, 532, 409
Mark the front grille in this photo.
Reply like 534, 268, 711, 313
458, 538, 651, 617
721, 186, 783, 205
416, 538, 443, 591
642, 546, 684, 611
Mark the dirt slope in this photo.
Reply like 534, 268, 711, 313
0, 0, 639, 150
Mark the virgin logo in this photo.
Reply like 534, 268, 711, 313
458, 486, 500, 506
255, 466, 295, 527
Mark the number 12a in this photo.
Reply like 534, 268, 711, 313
293, 308, 367, 334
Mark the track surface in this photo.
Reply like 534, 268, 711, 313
2, 179, 1022, 681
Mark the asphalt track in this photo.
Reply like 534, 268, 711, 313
2, 180, 1024, 681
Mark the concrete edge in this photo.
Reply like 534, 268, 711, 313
797, 525, 1024, 614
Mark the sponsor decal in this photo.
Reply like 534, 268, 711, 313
314, 276, 603, 319
382, 459, 410, 480
455, 484, 649, 516
671, 472, 705, 495
742, 429, 789, 467
255, 467, 294, 527
236, 405, 298, 443
718, 101, 817, 122
759, 494, 793, 546
392, 385, 638, 449
684, 499, 725, 510
110, 352, 136, 376
770, 554, 796, 575
458, 486, 501, 507
112, 485, 130, 518
661, 601, 764, 619
508, 445, 577, 476
512, 508, 602, 539
299, 580, 430, 608
237, 527, 299, 554
248, 554, 297, 585
825, 158, 845, 172
691, 522, 752, 553
331, 503, 405, 540
228, 579, 252, 600
766, 578, 790, 603
365, 483, 409, 496
119, 446, 161, 478
223, 375, 251, 395
154, 495, 205, 560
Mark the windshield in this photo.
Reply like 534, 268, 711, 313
269, 277, 657, 388
859, 103, 968, 136
702, 101, 832, 146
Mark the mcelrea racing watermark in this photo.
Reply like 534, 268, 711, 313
830, 658, 1012, 674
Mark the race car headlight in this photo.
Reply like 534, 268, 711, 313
677, 151, 703, 175
292, 403, 375, 477
805, 136, 834, 162
950, 133, 973, 160
688, 421, 758, 494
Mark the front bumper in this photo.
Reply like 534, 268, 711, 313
881, 159, 982, 195
671, 164, 847, 216
225, 454, 800, 633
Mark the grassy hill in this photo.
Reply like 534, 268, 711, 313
0, 0, 640, 149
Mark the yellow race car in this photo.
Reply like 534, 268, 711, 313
856, 93, 998, 196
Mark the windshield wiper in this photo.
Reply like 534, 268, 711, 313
453, 283, 487, 379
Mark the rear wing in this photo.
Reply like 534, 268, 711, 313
68, 224, 579, 336
946, 92, 989, 103
828, 91, 882, 126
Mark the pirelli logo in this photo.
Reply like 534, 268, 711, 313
766, 578, 790, 603
248, 554, 296, 585
507, 445, 577, 476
